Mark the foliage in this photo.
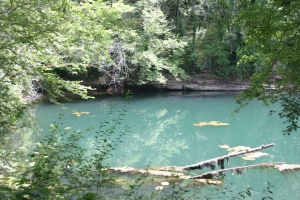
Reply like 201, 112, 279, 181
0, 0, 135, 134
36, 0, 131, 91
116, 0, 188, 84
159, 0, 259, 77
0, 97, 130, 199
234, 0, 300, 134
197, 0, 258, 78
262, 181, 274, 200
52, 0, 188, 86
0, 0, 297, 198
0, 0, 53, 133
0, 0, 97, 135
51, 1, 134, 87
159, 0, 205, 72
5, 0, 292, 136
204, 182, 273, 200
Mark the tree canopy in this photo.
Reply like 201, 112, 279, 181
0, 0, 77, 134
235, 0, 300, 134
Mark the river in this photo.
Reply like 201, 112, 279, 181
35, 91, 300, 199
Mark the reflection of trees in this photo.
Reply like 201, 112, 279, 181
111, 108, 189, 168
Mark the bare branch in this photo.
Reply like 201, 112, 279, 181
98, 42, 131, 88
183, 143, 275, 170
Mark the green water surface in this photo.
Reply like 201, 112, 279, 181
35, 91, 300, 199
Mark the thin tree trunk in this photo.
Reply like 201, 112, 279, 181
183, 143, 275, 170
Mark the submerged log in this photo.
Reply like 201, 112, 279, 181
95, 143, 300, 186
190, 162, 285, 179
105, 166, 222, 186
183, 143, 275, 170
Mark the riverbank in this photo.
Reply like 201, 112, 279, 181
83, 72, 250, 95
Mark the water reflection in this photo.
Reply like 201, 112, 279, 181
109, 107, 189, 168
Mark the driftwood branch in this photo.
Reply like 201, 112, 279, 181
97, 42, 131, 88
190, 162, 285, 179
183, 143, 275, 170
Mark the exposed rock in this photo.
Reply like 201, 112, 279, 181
182, 83, 249, 91
82, 73, 250, 93
125, 79, 249, 91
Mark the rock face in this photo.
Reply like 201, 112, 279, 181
162, 80, 249, 91
124, 74, 250, 91
83, 73, 250, 93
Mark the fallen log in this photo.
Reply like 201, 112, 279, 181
183, 143, 275, 170
190, 162, 285, 179
105, 166, 222, 186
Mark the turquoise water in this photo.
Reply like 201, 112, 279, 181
35, 91, 300, 199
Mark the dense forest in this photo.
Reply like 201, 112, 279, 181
0, 0, 300, 199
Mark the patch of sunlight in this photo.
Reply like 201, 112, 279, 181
241, 152, 269, 160
194, 121, 229, 127
219, 145, 269, 161
275, 164, 300, 172
72, 111, 90, 117
218, 144, 230, 149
